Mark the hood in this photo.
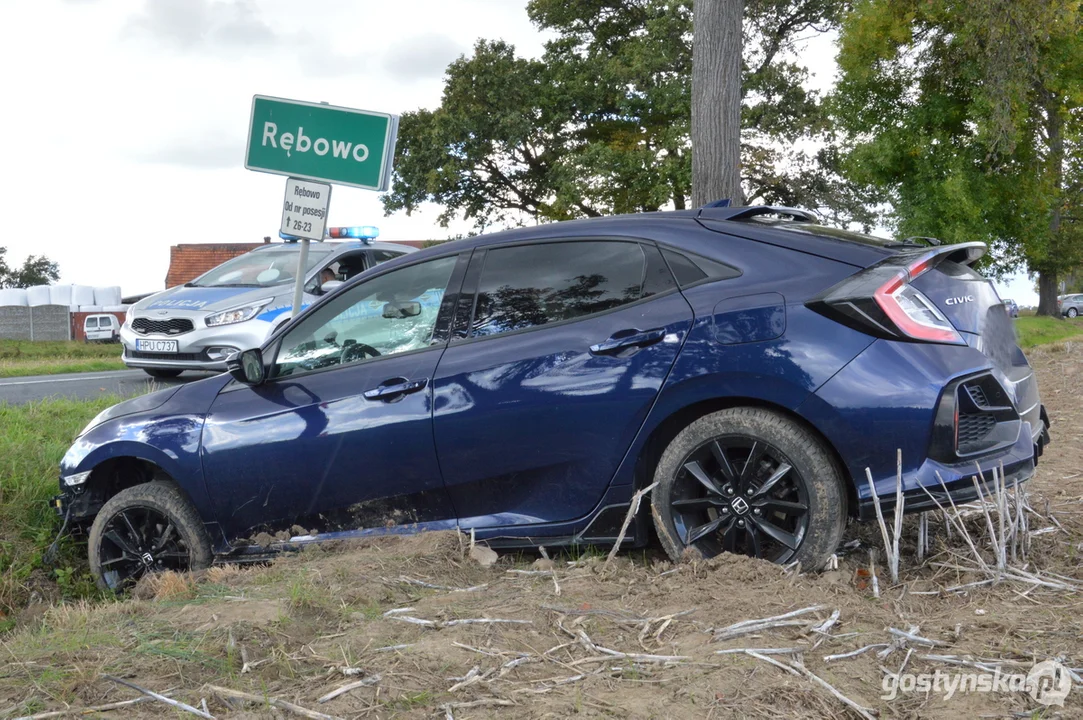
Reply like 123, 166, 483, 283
80, 385, 184, 436
135, 285, 286, 315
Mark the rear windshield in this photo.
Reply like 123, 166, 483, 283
749, 219, 896, 248
188, 246, 334, 288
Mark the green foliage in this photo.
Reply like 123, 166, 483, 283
0, 396, 117, 616
384, 0, 871, 231
0, 248, 60, 288
832, 0, 1083, 308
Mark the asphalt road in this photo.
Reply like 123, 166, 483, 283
0, 369, 208, 405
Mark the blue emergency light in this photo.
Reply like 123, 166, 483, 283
327, 226, 380, 240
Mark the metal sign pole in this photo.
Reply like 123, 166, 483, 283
291, 238, 310, 318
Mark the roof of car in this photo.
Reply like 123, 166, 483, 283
392, 206, 895, 269
249, 240, 417, 254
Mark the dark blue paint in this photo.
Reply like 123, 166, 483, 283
200, 348, 451, 538
59, 209, 1048, 555
711, 292, 786, 344
433, 290, 693, 528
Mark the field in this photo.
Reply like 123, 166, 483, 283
0, 397, 116, 625
0, 346, 1081, 718
1014, 315, 1083, 348
0, 341, 125, 378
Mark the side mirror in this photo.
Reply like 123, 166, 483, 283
382, 300, 422, 319
226, 348, 266, 386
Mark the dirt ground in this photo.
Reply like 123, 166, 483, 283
2, 345, 1082, 719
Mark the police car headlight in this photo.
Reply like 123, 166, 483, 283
205, 298, 273, 327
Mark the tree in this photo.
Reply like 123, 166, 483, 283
832, 0, 1083, 314
691, 0, 744, 207
383, 0, 867, 232
0, 248, 60, 288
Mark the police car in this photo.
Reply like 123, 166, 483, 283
121, 227, 417, 377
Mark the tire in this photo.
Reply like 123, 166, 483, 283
651, 407, 845, 570
143, 368, 183, 379
88, 481, 213, 592
1068, 308, 1078, 318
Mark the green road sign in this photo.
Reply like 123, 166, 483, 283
245, 95, 398, 191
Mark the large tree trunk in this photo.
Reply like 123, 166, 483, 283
691, 0, 744, 208
1037, 270, 1060, 316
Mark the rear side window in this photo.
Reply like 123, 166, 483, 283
86, 317, 98, 328
661, 248, 740, 287
471, 241, 657, 337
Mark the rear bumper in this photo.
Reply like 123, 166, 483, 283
856, 408, 1050, 521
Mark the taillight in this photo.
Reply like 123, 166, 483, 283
806, 244, 982, 345
873, 268, 962, 344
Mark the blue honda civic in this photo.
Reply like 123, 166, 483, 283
55, 206, 1050, 590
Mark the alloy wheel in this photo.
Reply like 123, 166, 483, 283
668, 436, 810, 562
96, 505, 193, 590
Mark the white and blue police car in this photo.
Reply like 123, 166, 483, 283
121, 227, 416, 377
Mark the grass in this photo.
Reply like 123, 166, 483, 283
0, 340, 125, 378
1013, 315, 1083, 348
0, 396, 117, 625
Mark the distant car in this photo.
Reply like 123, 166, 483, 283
1059, 294, 1083, 318
56, 205, 1051, 592
83, 314, 120, 343
119, 229, 416, 378
1003, 299, 1019, 318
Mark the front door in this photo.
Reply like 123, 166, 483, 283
201, 253, 463, 540
432, 239, 693, 529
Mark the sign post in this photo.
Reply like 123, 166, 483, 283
280, 177, 332, 317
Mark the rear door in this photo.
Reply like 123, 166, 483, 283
432, 239, 693, 529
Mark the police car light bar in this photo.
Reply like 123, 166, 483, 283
327, 226, 380, 240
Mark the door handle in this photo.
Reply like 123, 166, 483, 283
589, 328, 667, 356
363, 377, 428, 401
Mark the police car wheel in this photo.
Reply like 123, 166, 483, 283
143, 368, 183, 379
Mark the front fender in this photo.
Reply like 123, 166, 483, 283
61, 412, 211, 520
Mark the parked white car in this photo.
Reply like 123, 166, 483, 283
84, 314, 120, 343
121, 233, 416, 377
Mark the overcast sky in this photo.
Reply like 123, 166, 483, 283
0, 0, 1037, 303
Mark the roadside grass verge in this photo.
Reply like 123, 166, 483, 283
0, 397, 117, 627
0, 340, 125, 378
1014, 315, 1083, 348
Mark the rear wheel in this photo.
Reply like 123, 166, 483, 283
651, 408, 845, 569
1068, 308, 1078, 318
88, 482, 212, 592
143, 368, 183, 379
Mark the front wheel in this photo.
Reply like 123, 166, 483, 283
651, 407, 845, 569
143, 368, 183, 379
88, 481, 213, 592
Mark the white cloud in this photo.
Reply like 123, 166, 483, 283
383, 33, 466, 83
124, 0, 283, 53
0, 0, 549, 296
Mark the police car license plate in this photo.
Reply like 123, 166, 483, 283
136, 339, 178, 352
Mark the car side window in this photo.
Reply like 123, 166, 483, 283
272, 255, 458, 379
372, 250, 403, 264
470, 241, 658, 338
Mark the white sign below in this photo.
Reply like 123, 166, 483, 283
280, 177, 331, 241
